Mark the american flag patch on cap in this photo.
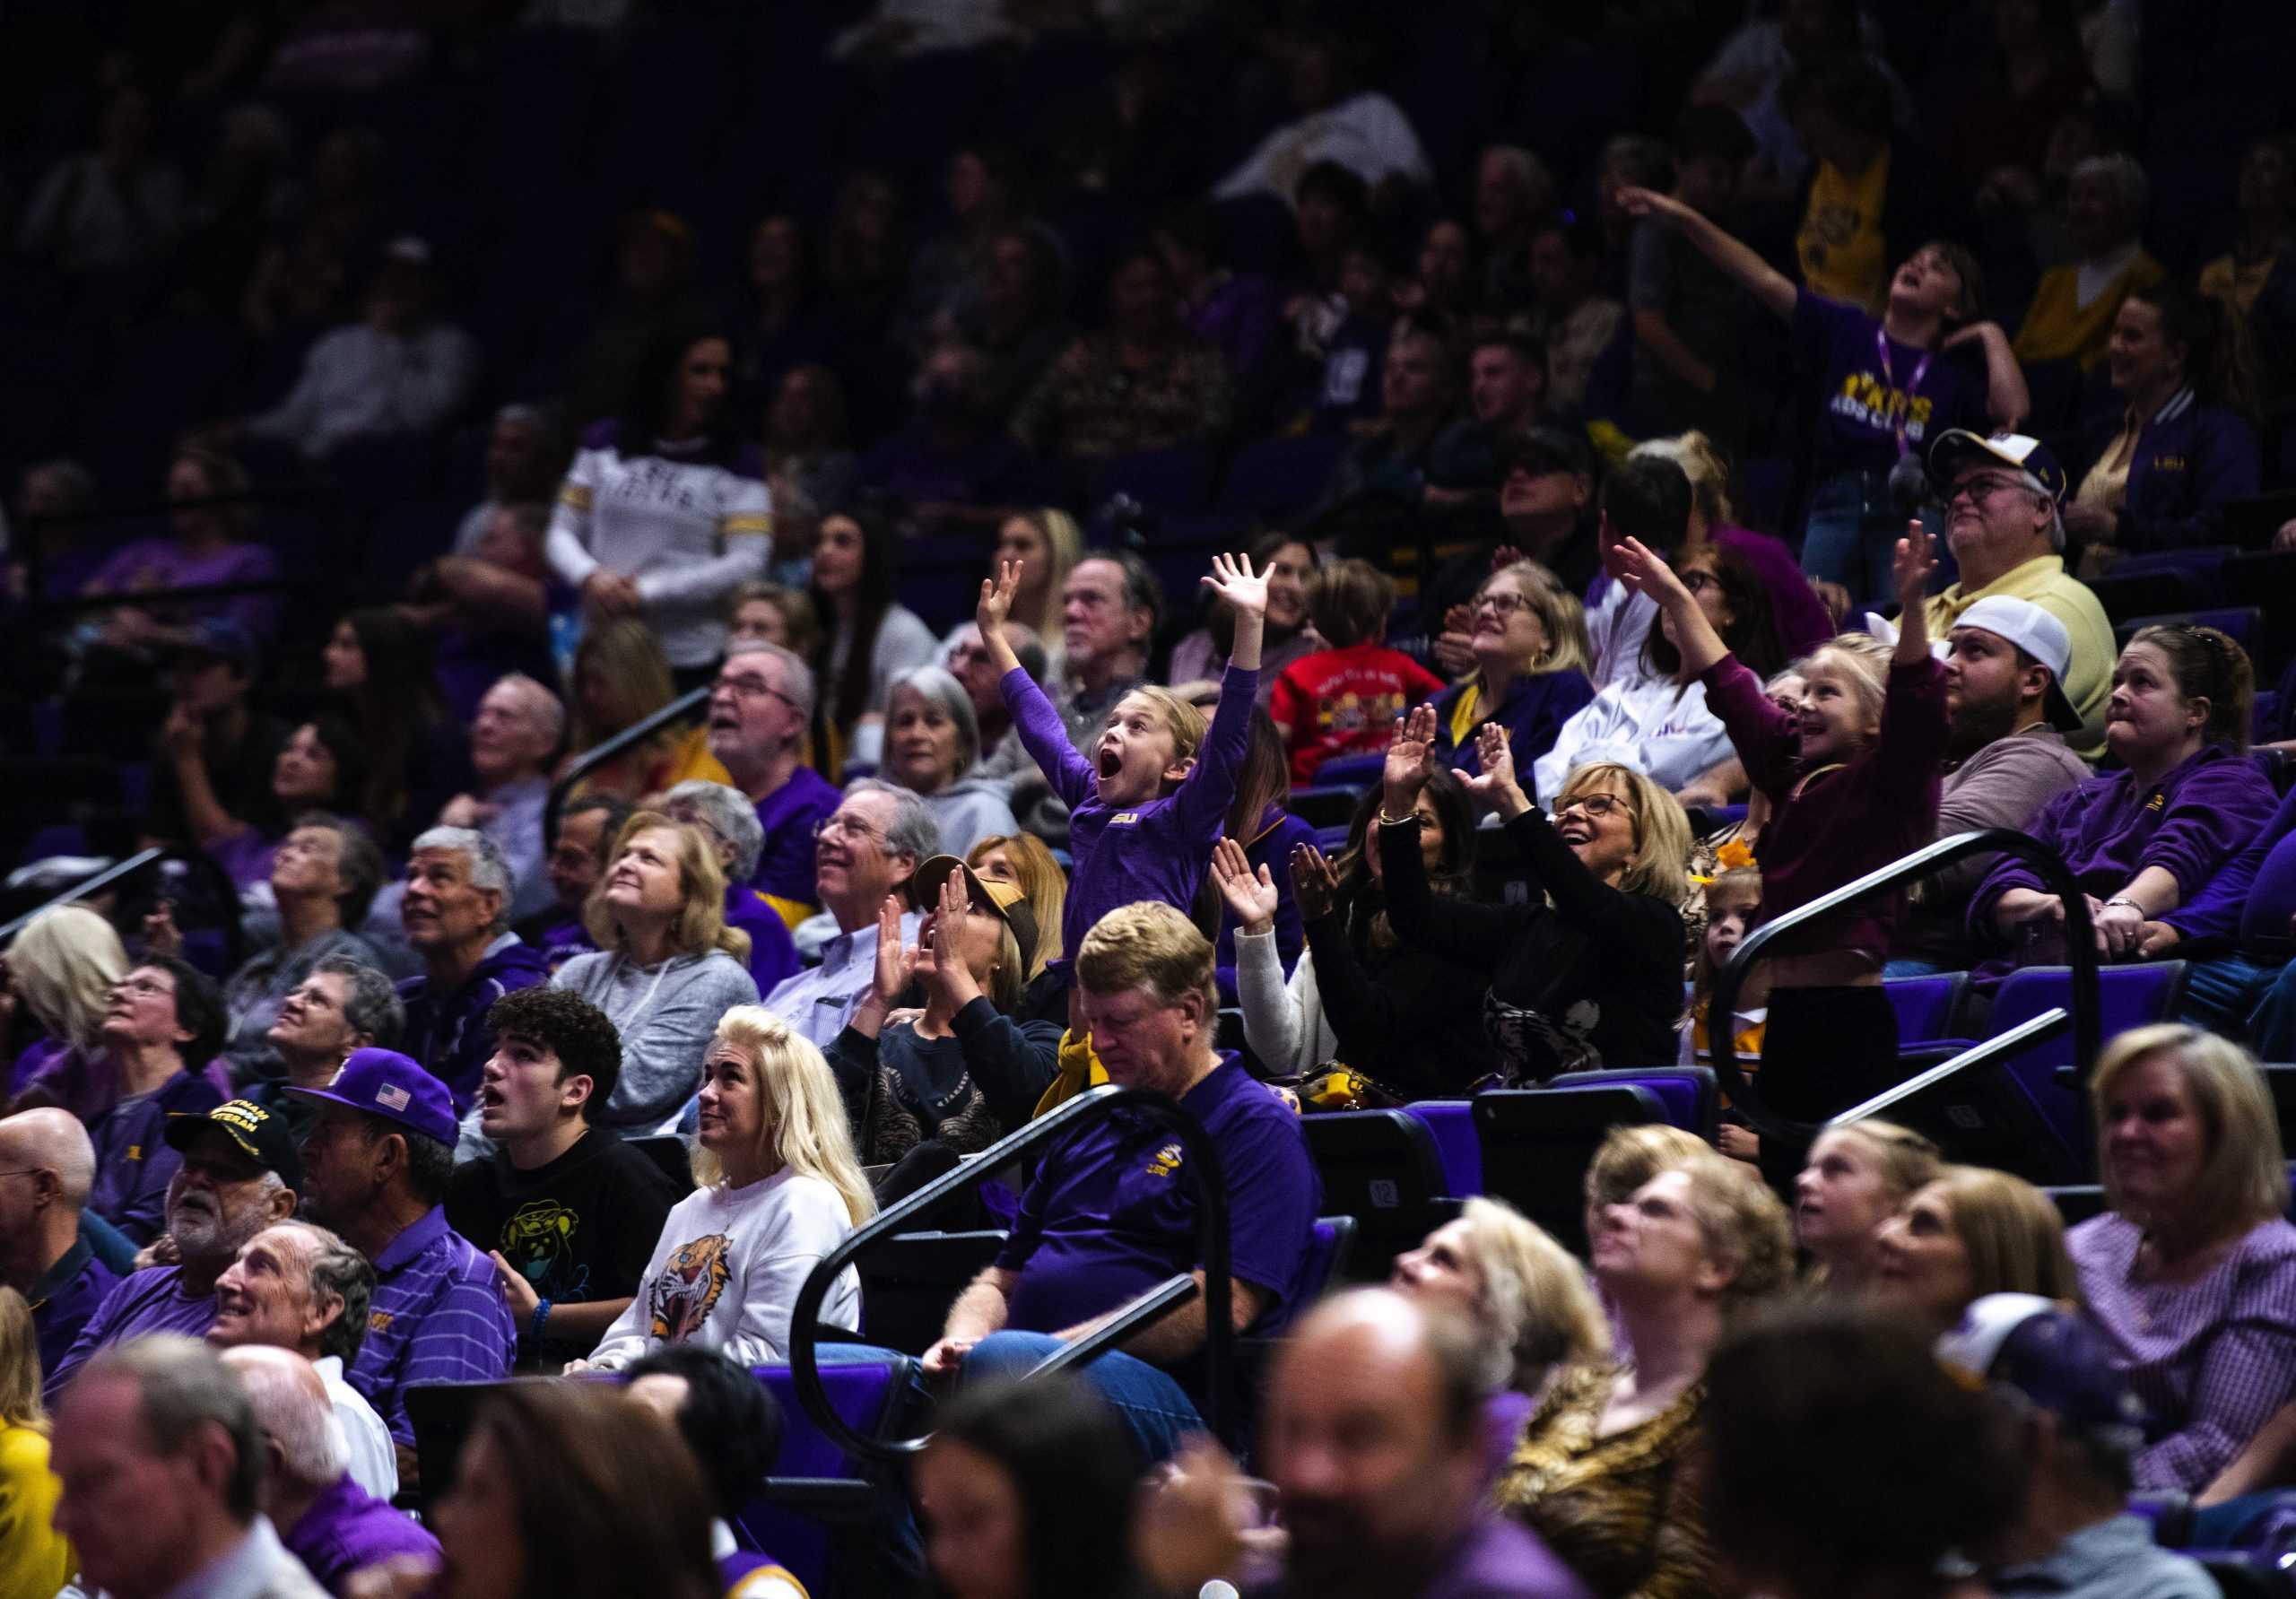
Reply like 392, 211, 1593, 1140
377, 1084, 411, 1111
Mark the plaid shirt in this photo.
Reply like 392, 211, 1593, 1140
349, 1207, 517, 1447
2071, 1212, 2296, 1490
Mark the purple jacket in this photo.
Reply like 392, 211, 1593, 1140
2077, 387, 2261, 553
725, 883, 802, 996
396, 934, 551, 1113
1971, 744, 2277, 943
2160, 780, 2296, 946
1004, 660, 1257, 959
1431, 669, 1595, 779
284, 1473, 440, 1595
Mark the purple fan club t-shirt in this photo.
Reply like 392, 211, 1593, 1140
1794, 289, 1984, 478
997, 1054, 1319, 1337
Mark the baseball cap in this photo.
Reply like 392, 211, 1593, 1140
1495, 425, 1594, 482
1926, 430, 2068, 504
285, 1047, 457, 1149
909, 855, 1039, 977
163, 1097, 302, 1190
1937, 1293, 2150, 1451
1949, 595, 2084, 734
172, 617, 259, 673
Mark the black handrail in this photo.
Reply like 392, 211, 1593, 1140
788, 1082, 1233, 1464
0, 846, 247, 969
542, 685, 712, 841
1710, 829, 2098, 1150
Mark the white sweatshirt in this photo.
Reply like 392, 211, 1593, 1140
586, 1167, 862, 1369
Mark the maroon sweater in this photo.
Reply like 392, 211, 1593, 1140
1700, 651, 1950, 965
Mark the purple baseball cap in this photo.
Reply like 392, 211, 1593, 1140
284, 1047, 457, 1148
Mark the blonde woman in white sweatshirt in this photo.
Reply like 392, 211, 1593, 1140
578, 1006, 874, 1371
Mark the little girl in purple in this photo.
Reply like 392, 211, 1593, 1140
975, 551, 1269, 964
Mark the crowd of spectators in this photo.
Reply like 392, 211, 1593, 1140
7, 0, 2296, 1595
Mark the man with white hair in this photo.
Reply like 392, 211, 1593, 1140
54, 1335, 330, 1599
208, 1221, 396, 1500
706, 639, 841, 927
661, 778, 801, 994
0, 1108, 117, 1383
2012, 153, 2166, 373
1921, 430, 2116, 758
437, 672, 564, 924
222, 1344, 440, 1596
392, 825, 548, 1112
761, 779, 937, 1048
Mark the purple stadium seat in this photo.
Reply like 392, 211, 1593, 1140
1546, 1068, 1716, 1137
743, 1353, 919, 1596
1311, 752, 1387, 787
1987, 960, 2192, 1154
1883, 973, 1971, 1045
1302, 1109, 1456, 1281
1403, 1100, 1482, 1196
1218, 433, 1348, 520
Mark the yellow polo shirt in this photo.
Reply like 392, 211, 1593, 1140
1926, 554, 2114, 760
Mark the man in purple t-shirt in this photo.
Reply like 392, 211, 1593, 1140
225, 1344, 440, 1595
924, 903, 1319, 1464
1248, 1290, 1590, 1599
50, 1097, 303, 1395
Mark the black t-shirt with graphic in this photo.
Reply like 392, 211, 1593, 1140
446, 1126, 684, 1369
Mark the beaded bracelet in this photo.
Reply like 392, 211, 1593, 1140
529, 1298, 552, 1343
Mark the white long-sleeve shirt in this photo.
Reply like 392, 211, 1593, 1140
1531, 676, 1733, 804
545, 422, 773, 668
585, 1168, 862, 1370
246, 319, 478, 460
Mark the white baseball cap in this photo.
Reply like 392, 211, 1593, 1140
1949, 595, 2083, 734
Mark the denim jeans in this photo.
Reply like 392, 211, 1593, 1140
2179, 952, 2280, 1040
2249, 956, 2296, 1061
1882, 958, 1947, 980
1801, 468, 1951, 608
961, 1330, 1205, 1466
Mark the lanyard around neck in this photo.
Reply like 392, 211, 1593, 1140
1874, 325, 1933, 459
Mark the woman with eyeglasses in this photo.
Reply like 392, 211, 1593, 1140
1973, 623, 2274, 968
1430, 561, 1596, 786
552, 813, 761, 1133
1379, 708, 1691, 1083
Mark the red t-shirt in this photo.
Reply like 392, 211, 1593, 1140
1271, 641, 1448, 783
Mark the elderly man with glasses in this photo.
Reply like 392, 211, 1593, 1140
707, 639, 843, 930
759, 780, 944, 1050
1919, 430, 2116, 758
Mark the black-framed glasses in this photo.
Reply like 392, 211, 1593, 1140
1474, 591, 1533, 617
1946, 474, 2028, 508
1551, 793, 1627, 822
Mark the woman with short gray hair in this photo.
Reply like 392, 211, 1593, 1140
879, 665, 1018, 856
660, 780, 801, 995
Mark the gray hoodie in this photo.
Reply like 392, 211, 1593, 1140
552, 949, 760, 1131
920, 775, 1021, 858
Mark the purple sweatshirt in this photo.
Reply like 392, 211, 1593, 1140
396, 934, 551, 1113
1970, 744, 2276, 943
1003, 661, 1257, 958
2162, 783, 2296, 946
1701, 650, 1950, 964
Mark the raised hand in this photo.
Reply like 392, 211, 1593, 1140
1609, 537, 1692, 608
1383, 704, 1439, 813
1291, 842, 1343, 922
1613, 186, 1688, 223
1211, 838, 1280, 935
872, 893, 915, 1003
142, 899, 184, 959
1202, 551, 1269, 619
924, 871, 984, 1009
1892, 519, 1939, 614
977, 558, 1023, 636
1462, 722, 1530, 817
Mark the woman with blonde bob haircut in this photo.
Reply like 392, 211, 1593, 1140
1431, 560, 1596, 781
2066, 1024, 2296, 1491
580, 1007, 871, 1370
553, 813, 761, 1132
1870, 1165, 2078, 1331
6, 905, 128, 1085
1393, 1196, 1612, 1401
967, 832, 1068, 978
0, 1287, 72, 1595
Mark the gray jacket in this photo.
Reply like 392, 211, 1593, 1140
552, 949, 760, 1131
922, 775, 1021, 858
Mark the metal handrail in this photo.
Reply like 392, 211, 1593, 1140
0, 846, 246, 969
1709, 829, 2098, 1149
787, 1082, 1233, 1464
542, 685, 711, 840
1831, 1010, 2073, 1125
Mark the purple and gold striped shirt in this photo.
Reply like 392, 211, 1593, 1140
348, 1206, 517, 1447
2070, 1212, 2296, 1490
